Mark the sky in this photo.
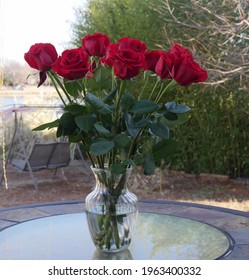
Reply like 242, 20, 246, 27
0, 0, 85, 64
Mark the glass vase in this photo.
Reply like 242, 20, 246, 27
85, 167, 138, 253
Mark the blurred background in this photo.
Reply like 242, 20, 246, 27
1, 0, 248, 178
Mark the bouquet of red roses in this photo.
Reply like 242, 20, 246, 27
25, 33, 207, 252
24, 32, 207, 175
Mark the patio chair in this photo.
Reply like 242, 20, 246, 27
11, 142, 71, 190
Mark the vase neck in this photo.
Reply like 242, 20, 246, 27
91, 167, 132, 195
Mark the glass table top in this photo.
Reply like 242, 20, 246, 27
0, 212, 232, 260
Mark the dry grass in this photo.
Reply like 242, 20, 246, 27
129, 168, 249, 212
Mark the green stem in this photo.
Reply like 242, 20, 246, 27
78, 138, 95, 167
109, 80, 126, 166
127, 127, 144, 160
138, 72, 149, 100
154, 79, 178, 104
77, 79, 86, 97
111, 214, 120, 249
116, 80, 126, 112
49, 71, 73, 104
111, 68, 115, 91
114, 172, 127, 196
86, 151, 95, 167
96, 155, 107, 169
110, 149, 116, 168
114, 79, 126, 134
148, 78, 161, 101
47, 72, 67, 106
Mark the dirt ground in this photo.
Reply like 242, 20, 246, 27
1, 161, 249, 212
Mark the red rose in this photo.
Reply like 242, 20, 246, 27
52, 47, 89, 80
144, 50, 162, 72
102, 43, 118, 66
168, 44, 208, 85
103, 37, 146, 79
112, 50, 142, 79
24, 43, 58, 72
82, 33, 110, 57
155, 44, 208, 85
118, 37, 147, 53
155, 51, 173, 79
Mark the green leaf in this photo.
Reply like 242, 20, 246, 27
117, 149, 127, 161
124, 112, 138, 137
32, 119, 59, 131
165, 102, 191, 114
68, 133, 84, 143
150, 121, 170, 139
161, 114, 189, 127
85, 92, 112, 114
64, 104, 88, 116
113, 134, 131, 148
75, 114, 97, 133
86, 66, 112, 91
129, 100, 160, 114
121, 92, 136, 110
95, 66, 111, 86
110, 163, 126, 174
102, 87, 118, 103
99, 113, 112, 127
56, 124, 63, 137
94, 123, 112, 137
163, 112, 178, 121
59, 112, 77, 134
64, 79, 83, 98
90, 139, 115, 156
141, 136, 153, 153
134, 119, 151, 128
144, 153, 156, 175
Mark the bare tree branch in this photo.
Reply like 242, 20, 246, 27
156, 0, 249, 86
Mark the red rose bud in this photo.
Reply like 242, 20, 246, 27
52, 47, 90, 80
144, 50, 162, 72
24, 43, 58, 72
82, 33, 110, 57
103, 38, 146, 80
103, 44, 118, 66
168, 44, 208, 86
155, 51, 173, 79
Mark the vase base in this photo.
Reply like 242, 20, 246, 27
98, 245, 130, 254
86, 210, 137, 253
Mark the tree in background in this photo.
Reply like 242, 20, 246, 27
2, 60, 32, 86
71, 0, 171, 99
71, 0, 248, 88
157, 0, 249, 88
156, 0, 249, 177
71, 0, 165, 49
70, 0, 249, 177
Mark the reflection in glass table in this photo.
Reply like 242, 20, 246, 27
0, 212, 232, 260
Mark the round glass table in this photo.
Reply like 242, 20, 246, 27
0, 212, 232, 260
